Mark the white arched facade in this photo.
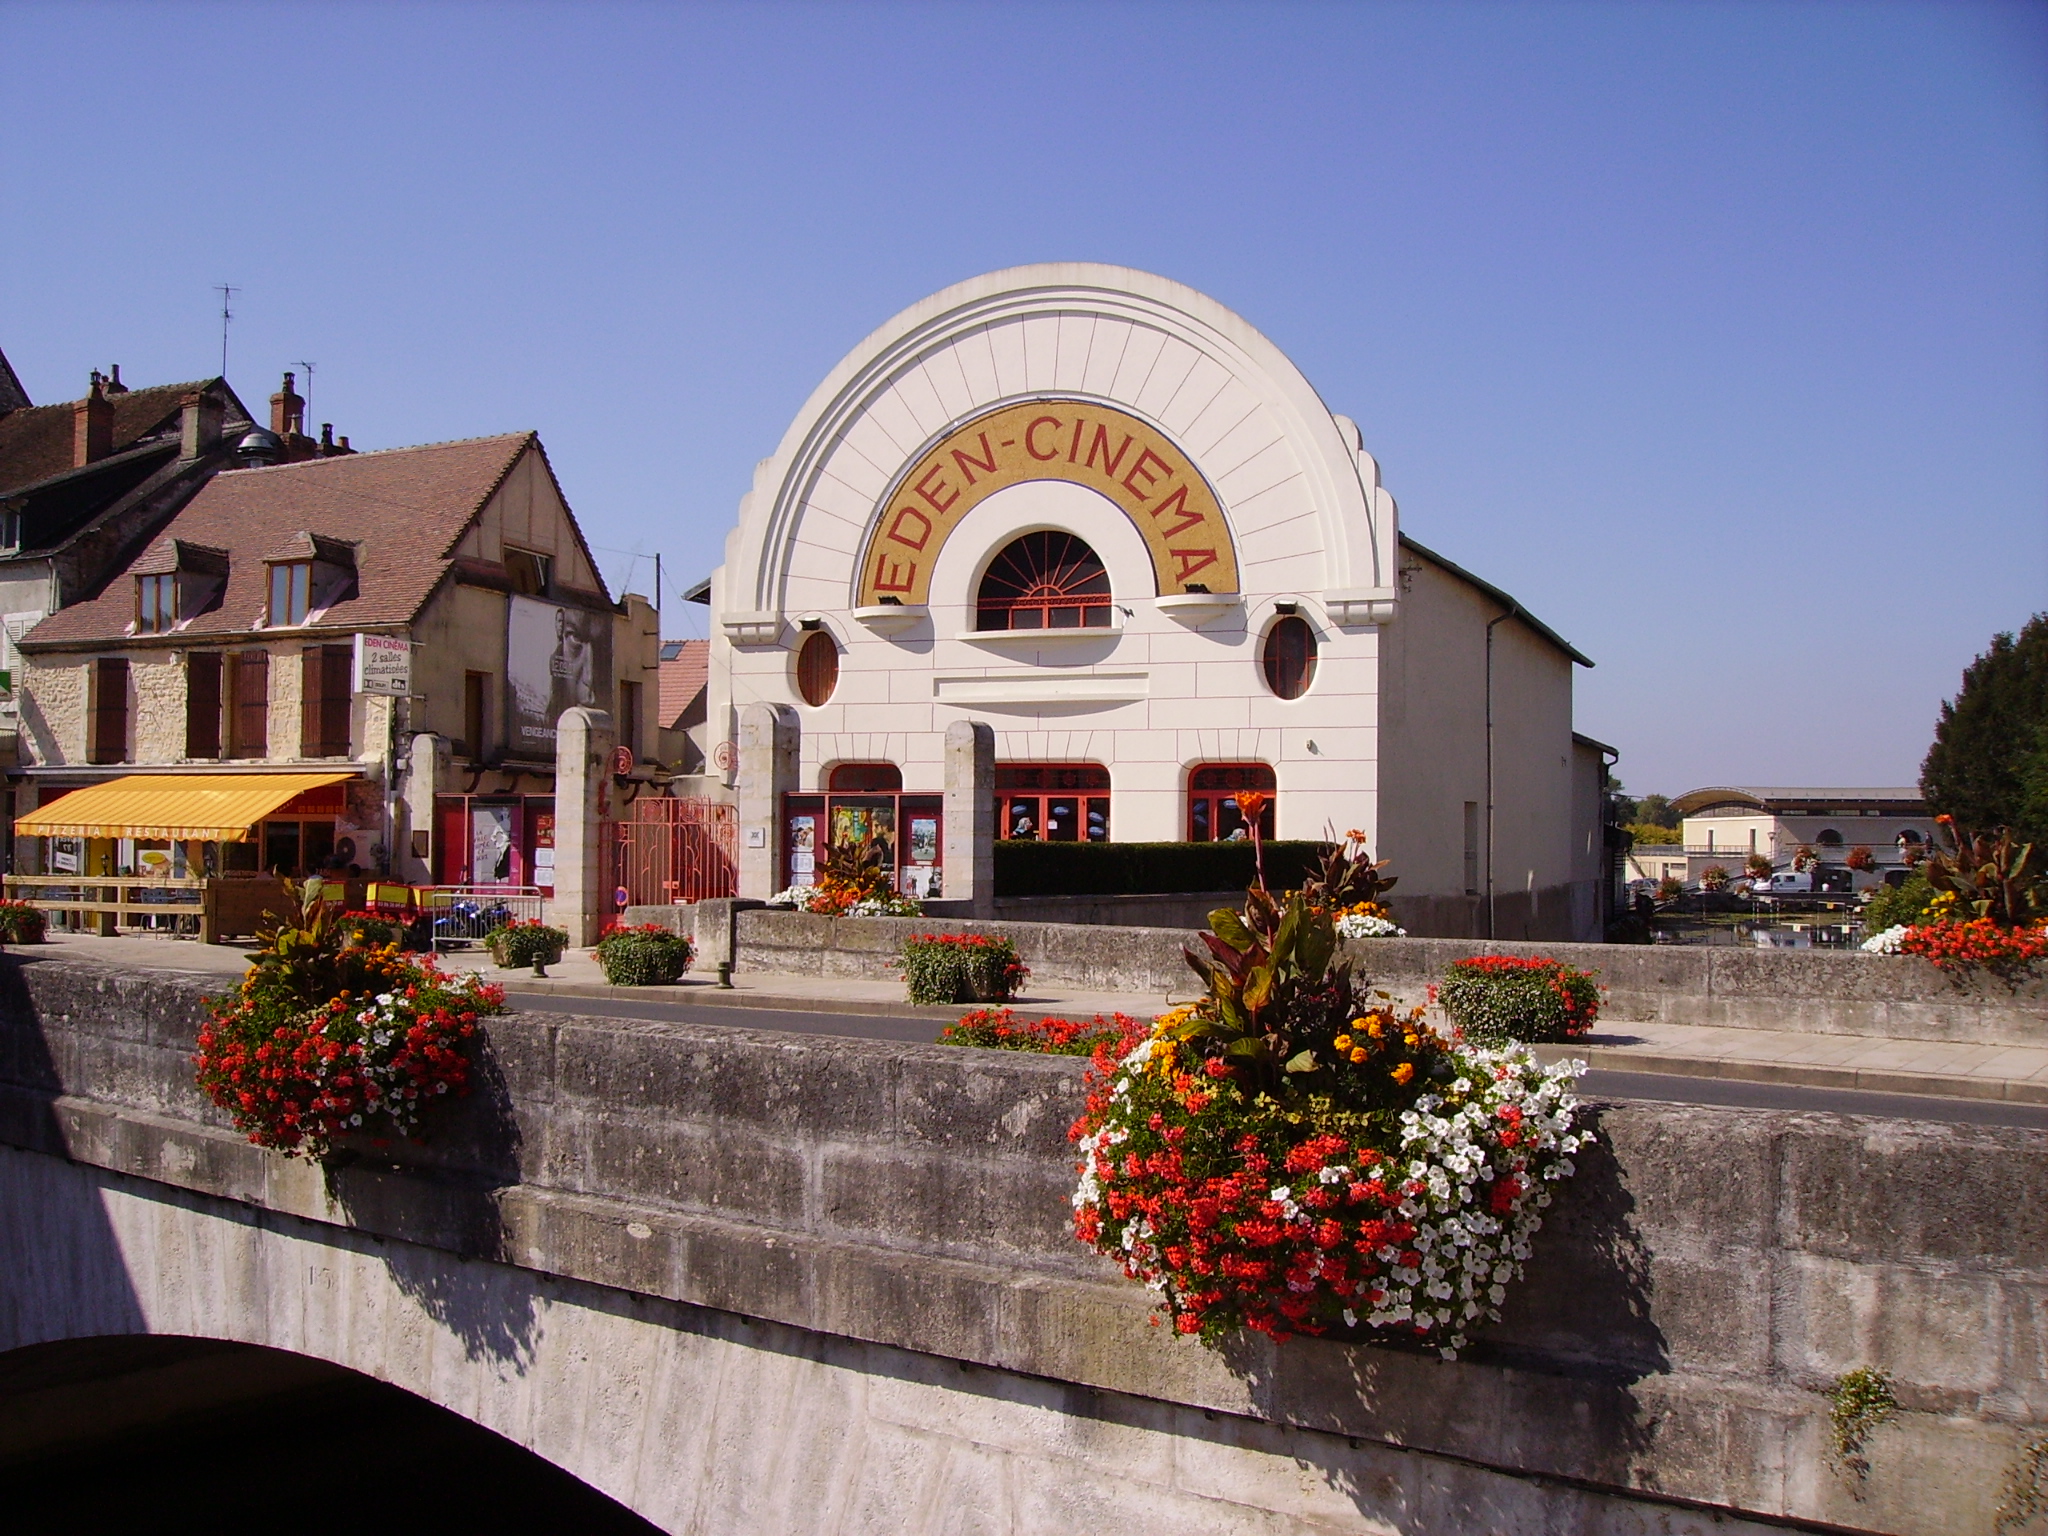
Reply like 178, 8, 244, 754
703, 263, 1599, 936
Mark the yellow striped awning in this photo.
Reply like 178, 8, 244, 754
13, 772, 359, 842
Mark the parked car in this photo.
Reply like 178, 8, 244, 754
1755, 867, 1855, 898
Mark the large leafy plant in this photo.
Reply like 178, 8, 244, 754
1172, 821, 1397, 1092
1924, 815, 2047, 929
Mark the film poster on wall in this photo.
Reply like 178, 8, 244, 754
506, 593, 612, 756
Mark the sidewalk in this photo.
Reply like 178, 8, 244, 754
16, 931, 2048, 1106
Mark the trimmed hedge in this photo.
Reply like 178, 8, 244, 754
993, 839, 1333, 898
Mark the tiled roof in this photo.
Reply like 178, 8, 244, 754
0, 380, 217, 497
22, 432, 536, 648
659, 639, 709, 728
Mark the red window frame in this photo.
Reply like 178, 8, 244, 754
1187, 763, 1276, 842
995, 763, 1109, 842
1262, 615, 1317, 699
976, 531, 1112, 631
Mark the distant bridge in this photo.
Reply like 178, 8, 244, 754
0, 956, 2038, 1535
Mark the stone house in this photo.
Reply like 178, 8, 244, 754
10, 429, 659, 903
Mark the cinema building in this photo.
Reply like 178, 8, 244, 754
701, 264, 1613, 940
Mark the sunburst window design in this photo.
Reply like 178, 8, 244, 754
975, 532, 1112, 632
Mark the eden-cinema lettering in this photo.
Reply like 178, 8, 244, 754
856, 399, 1238, 607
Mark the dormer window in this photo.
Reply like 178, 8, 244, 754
131, 537, 230, 635
505, 547, 552, 597
0, 506, 21, 552
137, 572, 178, 634
263, 532, 358, 627
269, 561, 312, 626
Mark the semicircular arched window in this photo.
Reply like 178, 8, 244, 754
976, 532, 1111, 632
795, 630, 839, 707
1262, 615, 1317, 700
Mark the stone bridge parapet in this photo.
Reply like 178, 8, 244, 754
1, 954, 2044, 1534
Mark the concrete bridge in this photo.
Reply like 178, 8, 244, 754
1, 954, 2042, 1535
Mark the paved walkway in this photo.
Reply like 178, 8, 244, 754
16, 931, 2048, 1106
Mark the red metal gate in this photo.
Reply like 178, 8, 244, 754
612, 796, 738, 908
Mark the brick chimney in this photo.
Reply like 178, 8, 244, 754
270, 371, 305, 438
73, 372, 113, 467
180, 390, 224, 461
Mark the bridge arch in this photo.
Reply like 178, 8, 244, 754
0, 1333, 658, 1531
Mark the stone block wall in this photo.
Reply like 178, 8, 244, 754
732, 908, 2048, 1044
0, 956, 2043, 1533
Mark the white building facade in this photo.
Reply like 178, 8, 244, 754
703, 265, 1605, 939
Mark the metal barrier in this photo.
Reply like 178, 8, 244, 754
4, 873, 204, 935
613, 797, 738, 907
413, 885, 548, 950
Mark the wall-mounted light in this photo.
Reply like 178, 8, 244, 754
1274, 600, 1298, 616
797, 616, 823, 631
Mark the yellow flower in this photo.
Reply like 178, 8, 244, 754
1350, 1046, 1368, 1065
1403, 1033, 1419, 1048
1390, 1062, 1415, 1085
1365, 1019, 1384, 1038
1333, 1034, 1353, 1052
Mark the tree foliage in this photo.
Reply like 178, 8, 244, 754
1921, 614, 2048, 845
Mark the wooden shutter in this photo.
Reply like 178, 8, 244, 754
186, 652, 223, 758
325, 646, 353, 756
233, 650, 269, 758
88, 657, 129, 765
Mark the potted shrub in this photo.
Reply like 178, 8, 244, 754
1435, 955, 1602, 1047
1700, 865, 1730, 892
900, 933, 1028, 1004
193, 880, 504, 1160
594, 922, 694, 985
936, 1007, 1138, 1056
485, 918, 569, 975
0, 897, 48, 944
1071, 839, 1590, 1355
335, 909, 405, 951
767, 829, 922, 917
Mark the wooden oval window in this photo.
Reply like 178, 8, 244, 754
796, 630, 839, 706
1262, 615, 1317, 700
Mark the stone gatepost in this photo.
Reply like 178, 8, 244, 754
736, 702, 798, 900
399, 732, 451, 885
553, 706, 616, 945
943, 719, 995, 917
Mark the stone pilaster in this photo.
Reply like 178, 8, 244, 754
736, 703, 798, 900
943, 719, 995, 917
552, 706, 616, 945
399, 732, 451, 885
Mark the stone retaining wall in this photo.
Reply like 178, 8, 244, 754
1, 955, 2043, 1533
730, 907, 2048, 1044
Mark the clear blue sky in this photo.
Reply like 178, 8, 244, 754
5, 0, 2043, 795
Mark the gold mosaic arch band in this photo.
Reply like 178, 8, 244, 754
855, 399, 1240, 607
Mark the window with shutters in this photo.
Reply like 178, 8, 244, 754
186, 652, 224, 758
230, 650, 269, 758
301, 644, 353, 758
88, 657, 129, 765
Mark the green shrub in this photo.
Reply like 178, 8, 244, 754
595, 923, 693, 985
335, 910, 404, 950
901, 933, 1028, 1005
485, 920, 568, 969
1864, 872, 1936, 933
0, 898, 48, 943
993, 839, 1333, 898
1437, 955, 1602, 1046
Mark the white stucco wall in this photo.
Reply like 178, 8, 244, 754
708, 264, 1402, 846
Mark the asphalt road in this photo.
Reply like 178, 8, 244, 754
505, 991, 2048, 1132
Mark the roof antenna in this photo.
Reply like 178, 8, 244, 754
296, 359, 315, 433
214, 284, 240, 378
